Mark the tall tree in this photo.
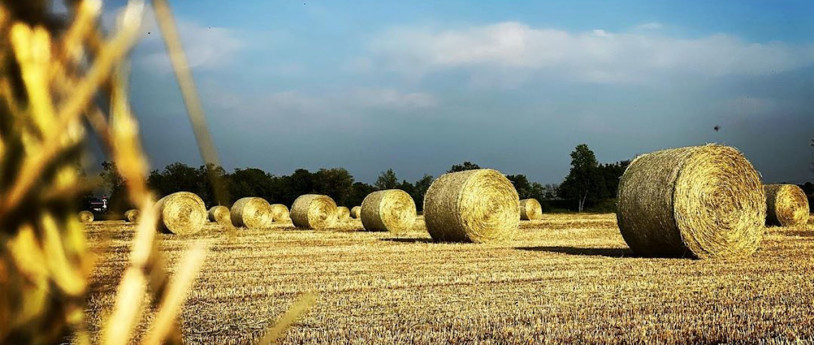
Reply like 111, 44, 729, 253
506, 174, 533, 199
448, 161, 481, 173
375, 169, 399, 190
411, 174, 434, 211
314, 168, 354, 206
100, 161, 128, 211
559, 144, 601, 212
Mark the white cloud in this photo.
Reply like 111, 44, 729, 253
366, 22, 814, 85
103, 4, 244, 71
635, 22, 663, 31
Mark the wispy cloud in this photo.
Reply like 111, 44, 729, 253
365, 22, 814, 85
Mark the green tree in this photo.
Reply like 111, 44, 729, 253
559, 144, 601, 212
100, 161, 128, 212
227, 168, 273, 203
314, 168, 354, 206
411, 174, 434, 211
346, 182, 376, 207
448, 161, 481, 173
375, 169, 399, 190
506, 174, 533, 199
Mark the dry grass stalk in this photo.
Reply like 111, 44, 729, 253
270, 203, 290, 222
208, 205, 230, 224
764, 184, 809, 227
424, 169, 520, 243
360, 189, 416, 234
617, 144, 765, 258
291, 194, 337, 229
154, 192, 207, 235
519, 198, 543, 220
350, 206, 361, 219
124, 209, 140, 223
231, 197, 274, 229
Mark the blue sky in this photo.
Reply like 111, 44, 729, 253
103, 0, 814, 184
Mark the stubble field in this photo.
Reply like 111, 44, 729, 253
83, 213, 814, 344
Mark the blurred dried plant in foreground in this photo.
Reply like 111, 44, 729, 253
0, 1, 312, 344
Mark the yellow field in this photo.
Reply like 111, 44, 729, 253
84, 214, 814, 344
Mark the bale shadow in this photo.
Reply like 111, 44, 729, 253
780, 231, 814, 237
517, 246, 633, 258
381, 238, 434, 243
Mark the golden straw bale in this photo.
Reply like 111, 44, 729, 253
124, 209, 140, 223
230, 197, 273, 229
519, 198, 543, 220
617, 144, 765, 258
350, 206, 361, 219
78, 211, 94, 223
154, 192, 207, 235
764, 184, 809, 226
270, 203, 290, 222
290, 194, 337, 229
423, 169, 519, 243
207, 205, 230, 224
336, 206, 351, 222
360, 190, 416, 234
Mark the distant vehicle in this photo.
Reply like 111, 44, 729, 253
84, 196, 109, 214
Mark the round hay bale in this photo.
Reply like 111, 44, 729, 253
230, 197, 273, 229
124, 209, 140, 223
208, 205, 230, 224
617, 144, 765, 259
350, 206, 361, 219
764, 184, 809, 226
270, 204, 290, 222
154, 192, 207, 235
423, 169, 519, 243
336, 206, 350, 222
360, 190, 416, 234
519, 198, 543, 220
290, 194, 337, 229
78, 210, 94, 223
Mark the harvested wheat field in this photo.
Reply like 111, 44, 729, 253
83, 213, 814, 344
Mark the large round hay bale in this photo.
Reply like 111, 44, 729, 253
617, 144, 765, 259
423, 169, 519, 243
230, 197, 273, 229
336, 206, 350, 222
124, 209, 140, 223
208, 205, 230, 224
360, 189, 416, 234
764, 184, 809, 226
154, 192, 207, 235
290, 194, 337, 229
350, 206, 361, 219
78, 210, 94, 223
270, 204, 290, 222
519, 198, 543, 220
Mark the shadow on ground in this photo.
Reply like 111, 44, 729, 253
381, 238, 434, 243
780, 231, 814, 237
517, 246, 633, 257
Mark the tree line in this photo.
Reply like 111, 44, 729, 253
97, 144, 634, 214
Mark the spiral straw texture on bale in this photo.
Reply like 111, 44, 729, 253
519, 198, 543, 220
230, 197, 273, 229
270, 204, 291, 222
424, 169, 520, 243
291, 194, 337, 229
360, 189, 416, 234
78, 211, 94, 223
124, 209, 140, 223
208, 205, 230, 224
617, 144, 765, 259
350, 206, 361, 219
764, 184, 809, 226
154, 192, 207, 235
336, 206, 351, 222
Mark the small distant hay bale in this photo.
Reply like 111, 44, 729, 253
208, 205, 230, 224
360, 189, 416, 234
336, 206, 350, 222
154, 192, 207, 235
617, 144, 765, 259
230, 197, 274, 229
290, 194, 337, 229
764, 184, 809, 226
519, 198, 543, 220
78, 211, 94, 223
124, 209, 140, 223
350, 206, 361, 219
270, 204, 290, 222
423, 169, 519, 243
